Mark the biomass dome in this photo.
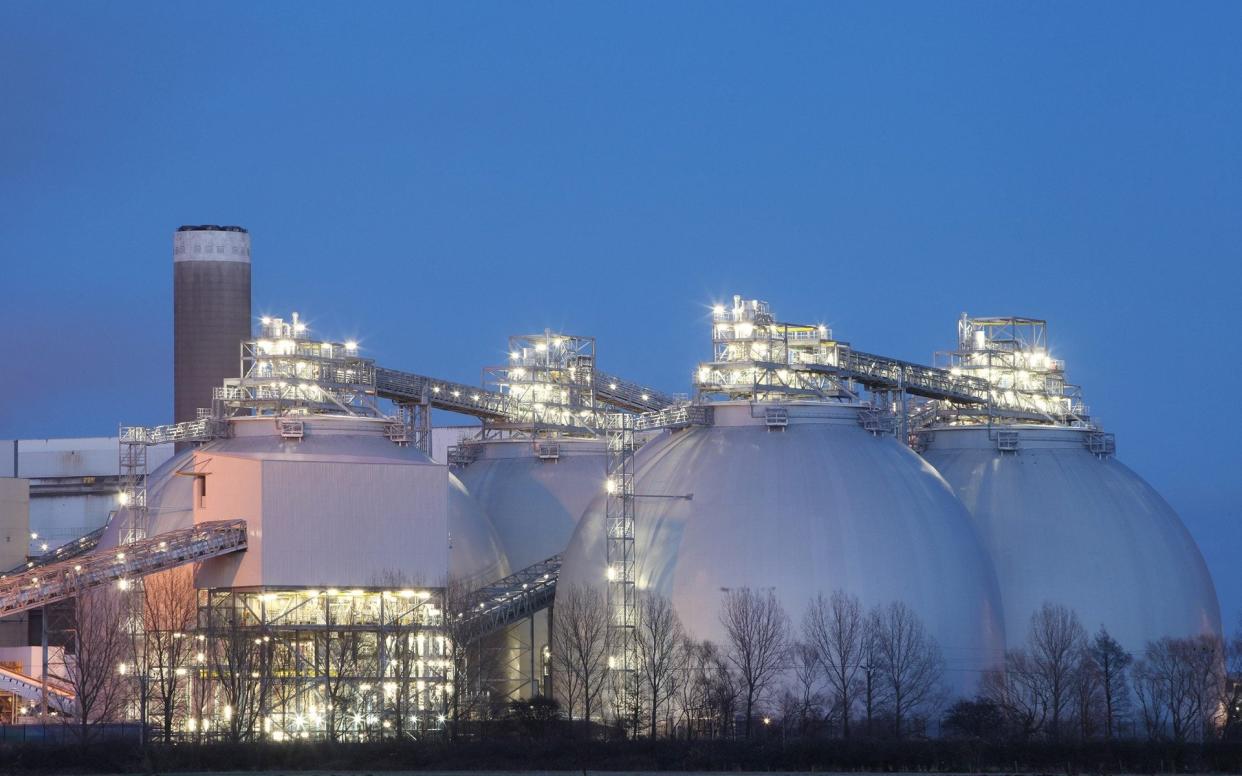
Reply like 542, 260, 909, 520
559, 401, 1006, 696
455, 438, 606, 572
104, 415, 509, 585
920, 424, 1220, 652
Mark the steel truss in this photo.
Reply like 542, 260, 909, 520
453, 555, 561, 644
0, 520, 247, 618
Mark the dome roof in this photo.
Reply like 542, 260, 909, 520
559, 401, 1006, 696
456, 438, 606, 572
104, 415, 509, 584
921, 424, 1220, 652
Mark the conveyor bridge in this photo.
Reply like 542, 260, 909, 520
375, 367, 674, 420
0, 666, 75, 716
0, 521, 248, 618
453, 555, 561, 642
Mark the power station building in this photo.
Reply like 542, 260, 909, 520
0, 228, 1220, 738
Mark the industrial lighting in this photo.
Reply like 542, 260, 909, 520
344, 340, 358, 351
261, 316, 272, 325
29, 532, 37, 540
713, 304, 725, 316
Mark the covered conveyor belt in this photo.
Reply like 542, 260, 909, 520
0, 666, 75, 715
454, 555, 560, 642
376, 366, 673, 421
0, 520, 248, 618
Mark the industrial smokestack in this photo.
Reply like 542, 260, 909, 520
173, 226, 251, 431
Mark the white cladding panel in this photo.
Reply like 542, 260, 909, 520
30, 494, 117, 547
260, 460, 447, 588
559, 403, 1006, 697
0, 478, 30, 572
5, 438, 173, 478
921, 425, 1221, 653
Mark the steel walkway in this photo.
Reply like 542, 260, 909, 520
3, 526, 106, 576
454, 555, 561, 642
0, 666, 75, 715
0, 520, 247, 618
376, 367, 673, 420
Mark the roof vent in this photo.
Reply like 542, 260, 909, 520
765, 406, 789, 430
996, 430, 1020, 452
1087, 432, 1116, 458
277, 419, 304, 440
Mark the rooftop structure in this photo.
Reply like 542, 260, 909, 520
927, 314, 1089, 427
481, 332, 598, 435
218, 313, 377, 418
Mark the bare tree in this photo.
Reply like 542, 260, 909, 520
1132, 652, 1170, 740
871, 601, 944, 739
635, 593, 686, 738
210, 602, 268, 742
442, 575, 504, 737
784, 640, 825, 737
1089, 627, 1132, 739
700, 640, 739, 739
1132, 635, 1226, 742
720, 588, 789, 737
803, 590, 864, 738
1223, 625, 1242, 738
138, 568, 198, 742
1072, 648, 1103, 739
1027, 603, 1087, 740
983, 649, 1047, 740
550, 584, 610, 735
675, 638, 736, 739
56, 586, 132, 742
320, 596, 364, 741
856, 608, 886, 736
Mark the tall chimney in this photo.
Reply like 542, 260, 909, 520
173, 226, 251, 431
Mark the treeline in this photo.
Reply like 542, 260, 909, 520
552, 585, 1242, 745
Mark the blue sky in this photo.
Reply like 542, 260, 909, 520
2, 3, 1240, 619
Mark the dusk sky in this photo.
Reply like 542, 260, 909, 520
2, 4, 1240, 619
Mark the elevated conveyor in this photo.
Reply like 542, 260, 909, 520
0, 520, 247, 618
454, 555, 561, 642
4, 526, 106, 576
376, 366, 673, 422
375, 368, 512, 420
0, 666, 75, 715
